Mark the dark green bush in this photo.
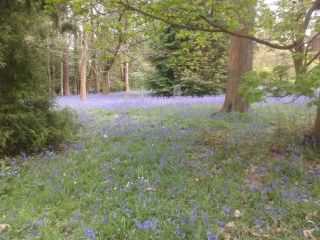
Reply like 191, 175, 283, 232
0, 102, 77, 156
0, 1, 77, 157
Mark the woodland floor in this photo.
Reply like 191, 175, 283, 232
0, 92, 319, 239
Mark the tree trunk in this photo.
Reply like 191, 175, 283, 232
74, 34, 79, 95
124, 61, 130, 92
91, 52, 100, 93
95, 67, 100, 93
63, 46, 70, 96
47, 43, 52, 97
102, 69, 111, 94
79, 31, 88, 101
292, 45, 306, 79
314, 104, 320, 140
106, 70, 111, 92
221, 31, 253, 112
120, 64, 124, 83
60, 62, 64, 96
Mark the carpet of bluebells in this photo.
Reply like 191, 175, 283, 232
0, 92, 319, 239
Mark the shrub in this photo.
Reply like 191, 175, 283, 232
0, 1, 77, 157
0, 102, 77, 156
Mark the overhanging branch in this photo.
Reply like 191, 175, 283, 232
118, 0, 298, 50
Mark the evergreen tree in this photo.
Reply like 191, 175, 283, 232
148, 26, 227, 96
0, 0, 75, 156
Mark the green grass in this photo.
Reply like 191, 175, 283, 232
0, 104, 319, 239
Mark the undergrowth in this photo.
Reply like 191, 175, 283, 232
0, 104, 319, 239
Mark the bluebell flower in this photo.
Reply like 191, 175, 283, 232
223, 206, 231, 215
135, 219, 158, 231
84, 228, 96, 240
254, 218, 265, 228
217, 220, 225, 228
207, 232, 218, 240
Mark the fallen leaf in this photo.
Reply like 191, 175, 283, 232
234, 209, 241, 218
303, 229, 316, 240
225, 222, 235, 229
0, 224, 10, 233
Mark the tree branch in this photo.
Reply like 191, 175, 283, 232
118, 1, 298, 50
306, 49, 320, 66
200, 16, 297, 50
304, 0, 320, 31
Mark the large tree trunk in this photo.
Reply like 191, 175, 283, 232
79, 31, 88, 101
221, 31, 253, 112
63, 46, 70, 96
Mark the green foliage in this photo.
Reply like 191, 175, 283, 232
241, 64, 320, 104
0, 105, 77, 156
147, 27, 227, 96
240, 71, 267, 103
0, 0, 76, 157
296, 65, 320, 97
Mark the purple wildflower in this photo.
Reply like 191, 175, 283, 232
207, 232, 218, 240
223, 206, 231, 215
281, 187, 310, 203
84, 228, 96, 240
135, 219, 158, 231
190, 206, 198, 224
254, 218, 265, 228
216, 220, 225, 228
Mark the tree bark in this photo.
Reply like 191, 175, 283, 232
120, 63, 124, 84
74, 34, 79, 95
102, 68, 111, 94
221, 31, 253, 112
314, 104, 320, 140
60, 62, 63, 96
47, 41, 52, 97
292, 45, 307, 79
79, 31, 88, 101
63, 46, 70, 96
124, 61, 130, 92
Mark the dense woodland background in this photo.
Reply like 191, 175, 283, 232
1, 0, 320, 155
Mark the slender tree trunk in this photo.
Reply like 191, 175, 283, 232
60, 62, 64, 96
314, 104, 320, 140
292, 45, 307, 79
107, 71, 111, 90
221, 31, 253, 112
63, 46, 70, 96
74, 34, 79, 95
124, 61, 130, 92
92, 62, 100, 93
120, 63, 124, 84
102, 68, 111, 94
47, 42, 52, 97
79, 31, 88, 101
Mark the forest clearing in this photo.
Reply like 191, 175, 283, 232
1, 0, 320, 239
1, 93, 319, 239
